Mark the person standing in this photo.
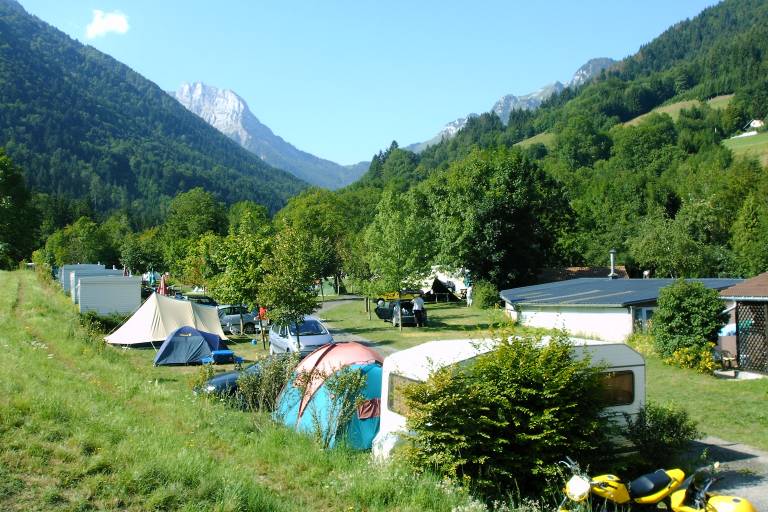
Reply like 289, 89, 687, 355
412, 294, 425, 327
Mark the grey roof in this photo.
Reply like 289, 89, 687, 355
499, 278, 743, 308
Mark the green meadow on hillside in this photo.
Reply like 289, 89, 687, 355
723, 130, 768, 167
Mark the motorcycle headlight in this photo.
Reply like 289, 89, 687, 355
565, 475, 591, 502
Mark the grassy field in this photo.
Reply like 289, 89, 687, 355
624, 94, 733, 127
723, 130, 768, 167
321, 301, 510, 352
644, 355, 768, 451
514, 131, 554, 148
0, 270, 478, 511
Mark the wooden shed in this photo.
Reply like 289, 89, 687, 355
720, 273, 768, 373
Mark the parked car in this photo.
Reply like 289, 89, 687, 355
217, 304, 260, 334
268, 316, 334, 356
374, 299, 426, 327
197, 361, 262, 397
182, 294, 218, 307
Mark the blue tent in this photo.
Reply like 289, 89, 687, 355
275, 342, 383, 450
153, 326, 226, 366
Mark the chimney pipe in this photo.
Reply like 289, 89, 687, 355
608, 249, 618, 279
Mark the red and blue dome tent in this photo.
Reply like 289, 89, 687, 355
153, 326, 226, 366
275, 342, 383, 450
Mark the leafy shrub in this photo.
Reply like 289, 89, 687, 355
626, 332, 655, 357
236, 353, 299, 412
189, 364, 215, 392
471, 280, 500, 309
80, 311, 129, 334
665, 343, 717, 373
308, 367, 367, 449
651, 280, 726, 366
402, 332, 610, 498
623, 401, 700, 470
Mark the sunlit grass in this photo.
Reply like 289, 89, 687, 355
0, 270, 477, 511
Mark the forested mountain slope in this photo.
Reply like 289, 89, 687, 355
0, 0, 306, 224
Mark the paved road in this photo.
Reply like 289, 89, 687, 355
685, 436, 768, 509
316, 298, 768, 507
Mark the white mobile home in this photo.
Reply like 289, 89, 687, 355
59, 264, 104, 293
76, 275, 141, 315
372, 337, 645, 460
499, 278, 741, 342
70, 269, 124, 302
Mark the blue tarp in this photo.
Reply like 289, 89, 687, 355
153, 326, 226, 366
276, 363, 382, 450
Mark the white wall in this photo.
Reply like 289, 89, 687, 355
505, 303, 634, 342
77, 276, 141, 315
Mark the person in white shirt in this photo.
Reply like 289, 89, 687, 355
412, 294, 425, 327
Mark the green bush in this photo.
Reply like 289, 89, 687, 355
80, 311, 129, 334
623, 401, 700, 470
236, 353, 299, 412
402, 332, 610, 498
651, 280, 726, 363
471, 280, 500, 309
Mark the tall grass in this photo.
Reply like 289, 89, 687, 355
0, 271, 478, 511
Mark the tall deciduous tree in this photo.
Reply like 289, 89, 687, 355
260, 227, 320, 349
210, 210, 273, 333
424, 148, 565, 289
731, 194, 768, 277
364, 188, 433, 329
0, 149, 38, 267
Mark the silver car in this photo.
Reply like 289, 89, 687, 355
268, 316, 333, 356
217, 304, 260, 334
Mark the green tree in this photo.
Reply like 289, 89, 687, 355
364, 188, 433, 329
425, 147, 565, 288
260, 227, 320, 350
0, 149, 38, 267
120, 228, 164, 274
731, 194, 768, 276
43, 217, 116, 267
211, 210, 273, 333
629, 209, 707, 278
651, 279, 727, 359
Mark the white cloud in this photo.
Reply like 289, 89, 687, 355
85, 10, 129, 39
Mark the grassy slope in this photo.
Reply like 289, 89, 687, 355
322, 301, 509, 352
514, 131, 555, 148
0, 271, 474, 512
624, 94, 733, 127
723, 131, 768, 167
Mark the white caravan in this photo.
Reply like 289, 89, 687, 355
76, 275, 141, 315
372, 337, 645, 460
70, 269, 124, 302
58, 264, 104, 294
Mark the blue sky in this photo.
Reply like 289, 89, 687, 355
20, 1, 716, 165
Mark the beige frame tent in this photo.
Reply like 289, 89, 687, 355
106, 293, 227, 345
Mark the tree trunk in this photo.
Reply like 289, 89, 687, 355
320, 279, 325, 303
398, 291, 403, 333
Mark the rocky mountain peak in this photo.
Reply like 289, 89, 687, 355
173, 82, 254, 147
171, 81, 367, 189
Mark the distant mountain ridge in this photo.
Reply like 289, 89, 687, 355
406, 57, 617, 152
172, 82, 367, 189
0, 0, 306, 220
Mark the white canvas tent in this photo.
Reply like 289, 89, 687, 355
105, 293, 227, 345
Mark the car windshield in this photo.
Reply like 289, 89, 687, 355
289, 320, 327, 336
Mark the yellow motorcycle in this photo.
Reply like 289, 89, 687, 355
670, 463, 756, 512
559, 457, 686, 511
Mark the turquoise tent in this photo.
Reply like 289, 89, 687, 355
275, 342, 383, 450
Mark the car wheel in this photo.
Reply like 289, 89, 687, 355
243, 323, 256, 334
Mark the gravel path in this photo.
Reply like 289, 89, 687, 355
315, 296, 399, 356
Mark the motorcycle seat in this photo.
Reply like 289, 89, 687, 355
628, 469, 672, 499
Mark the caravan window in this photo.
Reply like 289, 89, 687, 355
600, 370, 635, 406
388, 373, 421, 417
